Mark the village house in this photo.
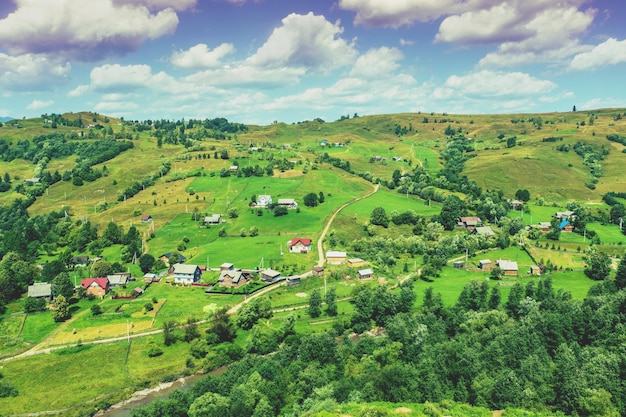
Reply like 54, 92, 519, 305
204, 214, 221, 225
143, 273, 157, 283
497, 260, 519, 275
288, 238, 312, 253
171, 263, 202, 284
255, 195, 272, 208
347, 258, 367, 268
72, 255, 90, 267
261, 269, 281, 283
326, 251, 347, 265
81, 278, 109, 298
357, 268, 373, 279
530, 265, 542, 276
218, 269, 251, 288
229, 165, 239, 172
478, 259, 494, 271
277, 198, 298, 209
472, 226, 495, 237
509, 200, 523, 210
107, 272, 130, 287
28, 282, 52, 300
555, 210, 576, 220
141, 214, 152, 223
458, 216, 482, 230
159, 252, 186, 266
559, 219, 574, 232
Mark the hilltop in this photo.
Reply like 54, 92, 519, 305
1, 108, 626, 416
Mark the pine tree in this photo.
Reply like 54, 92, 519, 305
325, 287, 337, 316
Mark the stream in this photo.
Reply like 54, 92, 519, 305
97, 366, 227, 417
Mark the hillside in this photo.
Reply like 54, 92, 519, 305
1, 109, 626, 416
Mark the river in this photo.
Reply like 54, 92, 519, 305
97, 367, 227, 417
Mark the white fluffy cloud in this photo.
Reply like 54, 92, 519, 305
171, 43, 236, 69
339, 0, 458, 27
350, 47, 403, 79
433, 70, 556, 100
26, 100, 55, 110
0, 0, 181, 61
112, 0, 196, 11
0, 53, 70, 91
247, 12, 357, 72
184, 66, 306, 89
569, 38, 626, 71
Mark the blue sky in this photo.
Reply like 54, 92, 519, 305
1, 0, 625, 124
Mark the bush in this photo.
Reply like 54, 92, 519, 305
91, 304, 102, 315
0, 381, 18, 398
144, 303, 154, 312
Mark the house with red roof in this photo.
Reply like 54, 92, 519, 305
81, 278, 109, 298
288, 238, 312, 253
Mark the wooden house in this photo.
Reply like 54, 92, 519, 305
357, 268, 373, 279
220, 262, 234, 271
530, 265, 542, 276
458, 216, 482, 230
107, 272, 130, 287
326, 251, 347, 265
28, 282, 52, 300
218, 270, 249, 288
347, 258, 367, 268
497, 260, 519, 275
479, 259, 494, 271
311, 266, 324, 276
277, 198, 298, 209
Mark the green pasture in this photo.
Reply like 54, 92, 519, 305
342, 187, 441, 222
586, 222, 626, 245
0, 314, 27, 354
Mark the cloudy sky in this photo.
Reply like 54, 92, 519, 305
1, 0, 625, 124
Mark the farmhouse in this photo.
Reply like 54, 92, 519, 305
555, 210, 576, 220
277, 198, 298, 209
509, 200, 523, 209
479, 259, 494, 271
497, 260, 519, 275
288, 238, 312, 253
204, 214, 221, 225
357, 268, 373, 279
107, 272, 130, 287
159, 252, 186, 266
255, 195, 272, 208
261, 269, 281, 283
72, 255, 90, 267
458, 216, 482, 230
347, 258, 367, 268
530, 265, 542, 276
171, 263, 202, 284
141, 214, 152, 223
538, 222, 552, 232
559, 219, 574, 232
81, 278, 109, 298
218, 270, 250, 288
473, 226, 495, 237
143, 273, 157, 283
326, 251, 347, 265
229, 165, 239, 172
28, 282, 52, 300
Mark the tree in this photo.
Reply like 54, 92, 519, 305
208, 306, 236, 343
52, 294, 70, 322
439, 195, 465, 230
308, 289, 322, 318
514, 189, 530, 202
303, 192, 319, 207
236, 297, 273, 330
51, 272, 74, 299
506, 136, 517, 148
138, 253, 155, 273
188, 392, 231, 417
91, 304, 102, 315
163, 320, 177, 346
318, 191, 325, 203
370, 207, 389, 228
490, 267, 503, 281
24, 297, 46, 313
583, 247, 611, 281
573, 105, 577, 112
615, 254, 626, 290
184, 317, 200, 342
103, 221, 122, 244
93, 260, 114, 277
274, 206, 288, 217
249, 226, 259, 237
325, 287, 337, 316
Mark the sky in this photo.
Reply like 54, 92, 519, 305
1, 0, 625, 125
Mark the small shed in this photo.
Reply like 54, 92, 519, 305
530, 265, 542, 276
479, 259, 494, 271
286, 275, 301, 286
326, 251, 347, 265
220, 262, 234, 271
347, 258, 367, 268
143, 273, 157, 283
311, 266, 324, 276
357, 268, 373, 279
